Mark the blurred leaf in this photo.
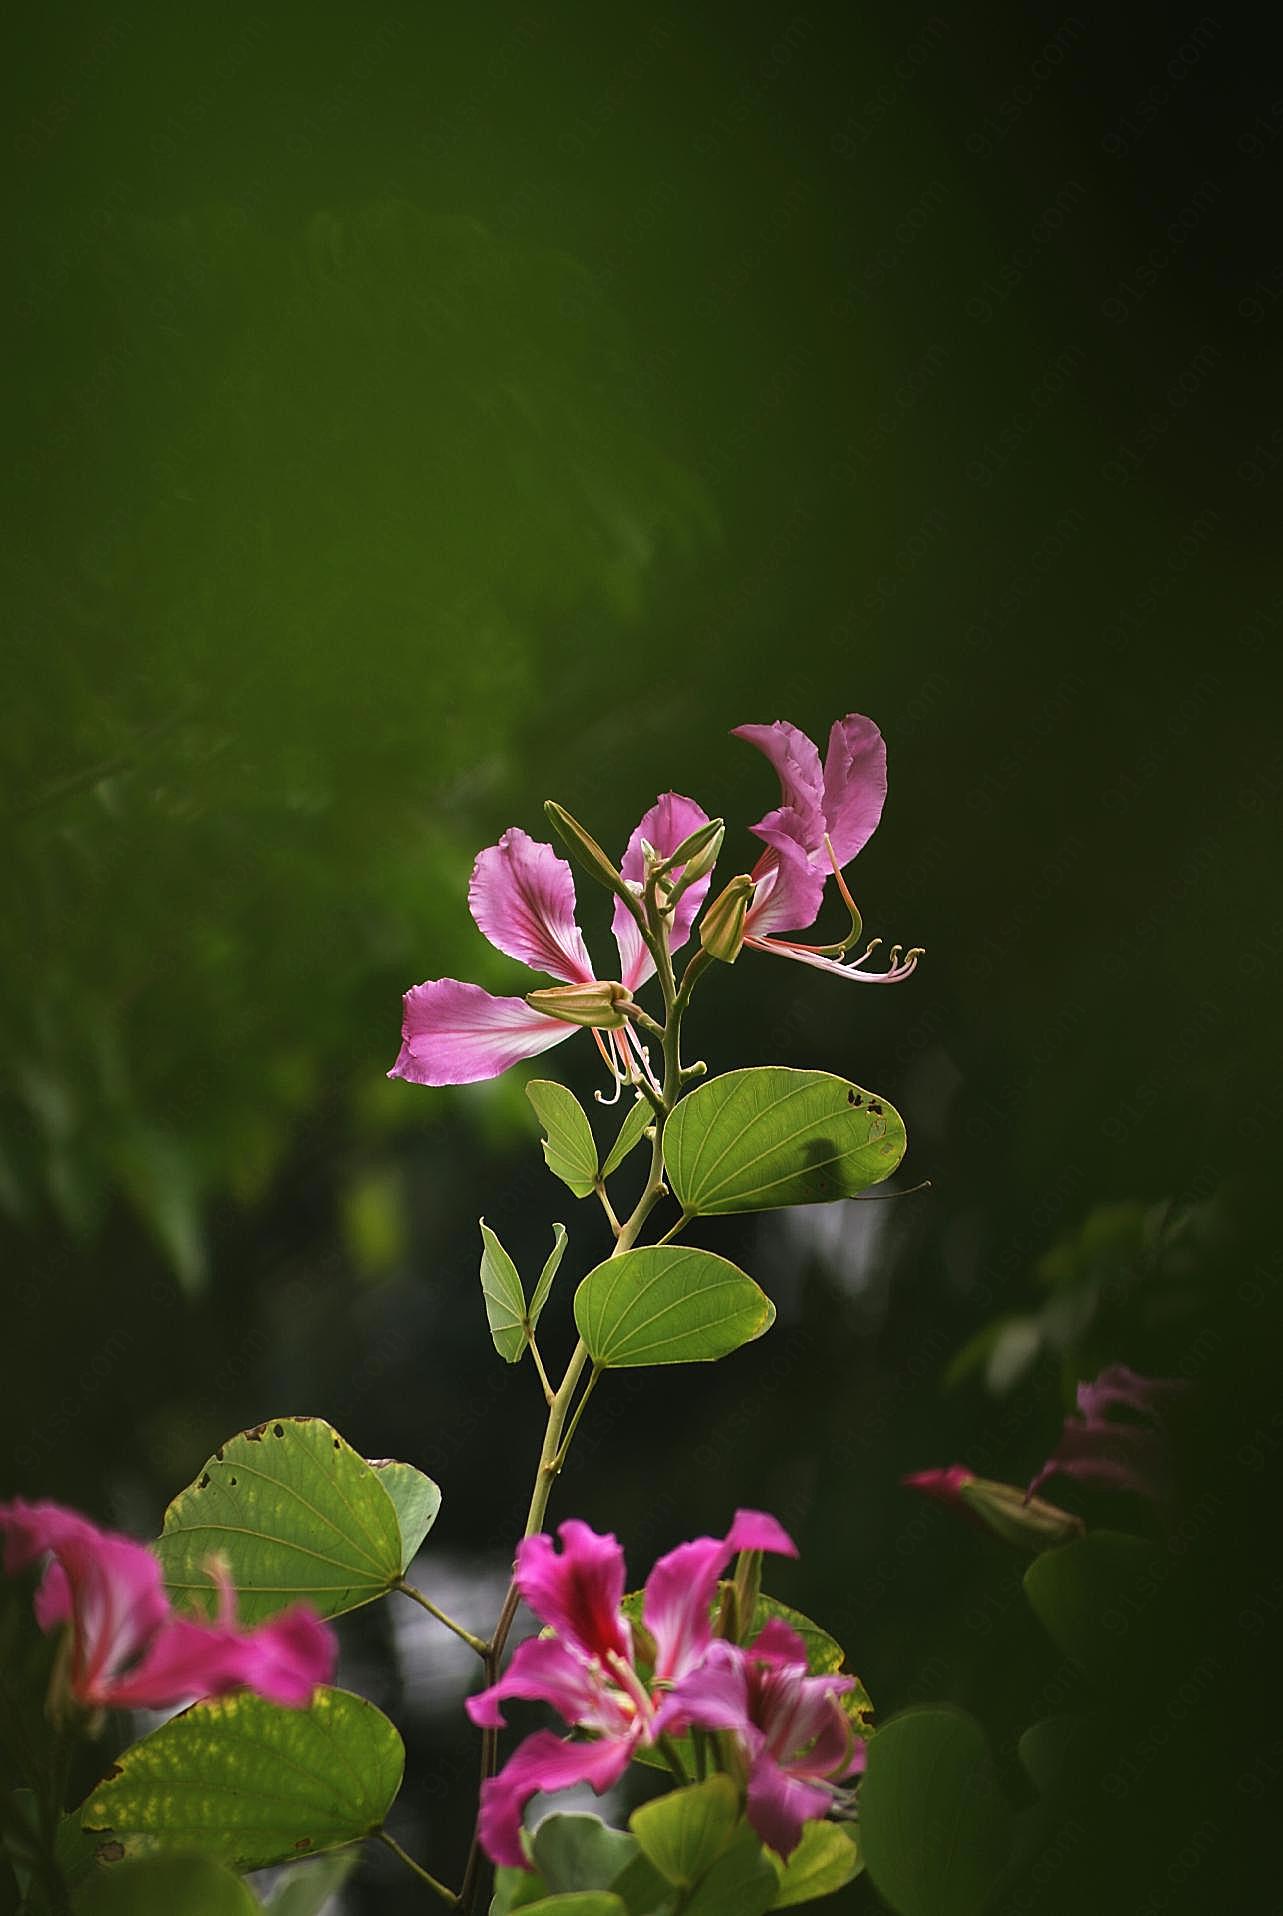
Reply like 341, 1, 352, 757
491, 1864, 551, 1913
601, 1099, 652, 1180
1016, 1715, 1094, 1797
113, 1126, 206, 1296
680, 1824, 776, 1916
73, 1853, 260, 1913
527, 1082, 599, 1199
663, 1070, 905, 1217
82, 1687, 402, 1871
480, 1220, 530, 1363
574, 1247, 773, 1368
340, 1168, 407, 1282
1023, 1532, 1166, 1681
529, 1814, 639, 1894
155, 1416, 404, 1623
365, 1460, 441, 1573
768, 1821, 861, 1905
529, 1224, 569, 1333
515, 1896, 625, 1915
630, 1777, 738, 1887
859, 1708, 1012, 1916
266, 1850, 358, 1911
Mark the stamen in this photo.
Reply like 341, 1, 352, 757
605, 1651, 655, 1725
591, 1028, 625, 1104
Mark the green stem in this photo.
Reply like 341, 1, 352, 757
550, 1365, 602, 1471
658, 1735, 691, 1786
395, 1582, 489, 1658
655, 1214, 689, 1246
378, 1830, 459, 1904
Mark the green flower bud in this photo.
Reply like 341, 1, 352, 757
664, 819, 725, 900
526, 981, 632, 1029
958, 1476, 1085, 1554
544, 802, 636, 915
699, 873, 754, 963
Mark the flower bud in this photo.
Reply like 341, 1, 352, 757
903, 1467, 1084, 1554
544, 802, 636, 914
699, 873, 754, 963
526, 981, 631, 1029
665, 819, 725, 900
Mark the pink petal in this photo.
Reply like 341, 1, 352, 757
664, 1639, 753, 1736
1027, 1416, 1167, 1503
901, 1466, 974, 1508
469, 829, 595, 984
515, 1521, 631, 1667
478, 1730, 634, 1868
746, 1751, 833, 1858
725, 1510, 798, 1559
105, 1605, 335, 1710
748, 1617, 812, 1670
734, 722, 826, 839
743, 827, 827, 939
612, 793, 715, 991
389, 979, 577, 1086
645, 1509, 796, 1684
821, 715, 887, 868
466, 1636, 629, 1737
1075, 1364, 1185, 1425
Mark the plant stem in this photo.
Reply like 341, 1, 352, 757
527, 1333, 556, 1404
550, 1365, 602, 1472
395, 1582, 488, 1658
378, 1830, 459, 1904
594, 1179, 623, 1237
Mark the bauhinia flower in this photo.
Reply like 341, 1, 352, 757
0, 1499, 336, 1714
670, 1617, 866, 1857
466, 1509, 796, 1867
901, 1466, 1085, 1552
732, 714, 922, 983
1026, 1363, 1186, 1503
389, 794, 713, 1088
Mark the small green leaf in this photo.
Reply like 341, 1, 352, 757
267, 1850, 359, 1911
82, 1687, 403, 1872
664, 1068, 906, 1216
1023, 1531, 1166, 1680
480, 1220, 530, 1362
601, 1099, 652, 1180
681, 1824, 776, 1916
630, 1776, 738, 1887
517, 1898, 627, 1916
154, 1418, 404, 1623
366, 1460, 441, 1572
768, 1821, 861, 1905
491, 1865, 550, 1913
575, 1247, 774, 1368
529, 1223, 569, 1332
527, 1081, 599, 1198
859, 1707, 1013, 1916
530, 1814, 640, 1893
73, 1854, 260, 1914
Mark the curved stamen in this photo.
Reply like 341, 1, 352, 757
591, 1027, 625, 1104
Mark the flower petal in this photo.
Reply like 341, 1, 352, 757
901, 1466, 974, 1508
645, 1509, 796, 1684
515, 1521, 631, 1666
734, 722, 826, 838
612, 793, 715, 991
1074, 1364, 1185, 1425
743, 828, 827, 939
105, 1605, 335, 1710
821, 715, 887, 868
389, 979, 576, 1086
664, 1638, 752, 1735
466, 1636, 628, 1736
746, 1751, 833, 1858
1027, 1416, 1167, 1503
478, 1730, 634, 1868
469, 828, 595, 983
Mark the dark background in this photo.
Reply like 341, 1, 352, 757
3, 2, 1278, 1909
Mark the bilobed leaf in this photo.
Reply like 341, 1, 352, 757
631, 1776, 738, 1887
480, 1219, 529, 1362
366, 1460, 441, 1571
574, 1247, 774, 1368
769, 1821, 861, 1906
82, 1687, 403, 1872
601, 1099, 652, 1180
859, 1707, 1013, 1916
664, 1069, 906, 1216
527, 1081, 599, 1198
73, 1853, 260, 1914
529, 1223, 569, 1332
154, 1418, 404, 1623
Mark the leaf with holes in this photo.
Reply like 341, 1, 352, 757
365, 1460, 440, 1573
81, 1687, 403, 1872
574, 1247, 774, 1368
479, 1220, 530, 1362
154, 1417, 404, 1624
527, 1081, 599, 1198
664, 1069, 906, 1216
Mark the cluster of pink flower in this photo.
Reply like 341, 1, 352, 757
0, 1500, 335, 1714
466, 1509, 864, 1866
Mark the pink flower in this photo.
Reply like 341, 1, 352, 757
733, 715, 921, 984
389, 795, 713, 1088
467, 1509, 796, 1867
670, 1618, 864, 1857
1026, 1364, 1186, 1504
0, 1499, 336, 1713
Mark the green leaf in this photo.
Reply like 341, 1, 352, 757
664, 1068, 906, 1216
268, 1851, 359, 1911
82, 1687, 404, 1871
859, 1707, 1013, 1916
480, 1220, 530, 1362
516, 1897, 627, 1916
529, 1223, 569, 1333
681, 1824, 776, 1916
1023, 1531, 1166, 1681
491, 1865, 550, 1914
365, 1459, 441, 1572
73, 1854, 260, 1914
527, 1081, 599, 1198
1016, 1715, 1093, 1797
768, 1821, 861, 1906
630, 1777, 738, 1888
601, 1099, 652, 1180
575, 1247, 774, 1368
530, 1814, 640, 1894
154, 1417, 405, 1623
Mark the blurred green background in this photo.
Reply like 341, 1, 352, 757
3, 2, 1277, 1909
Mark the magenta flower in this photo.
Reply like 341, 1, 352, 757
1027, 1365, 1185, 1504
389, 795, 713, 1088
670, 1617, 864, 1857
466, 1509, 796, 1867
0, 1499, 336, 1713
733, 715, 921, 983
